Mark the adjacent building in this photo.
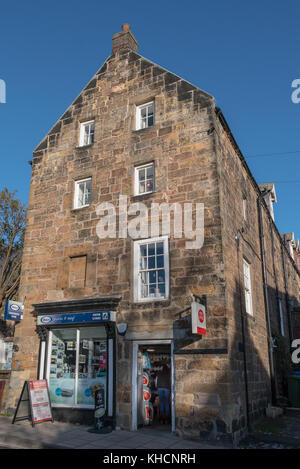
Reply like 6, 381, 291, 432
3, 25, 300, 443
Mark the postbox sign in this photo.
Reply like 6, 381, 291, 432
192, 301, 207, 335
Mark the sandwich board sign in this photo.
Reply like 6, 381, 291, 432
12, 379, 53, 426
192, 301, 207, 335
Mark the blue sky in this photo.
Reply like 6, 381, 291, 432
0, 0, 299, 239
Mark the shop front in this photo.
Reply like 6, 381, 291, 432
34, 297, 120, 425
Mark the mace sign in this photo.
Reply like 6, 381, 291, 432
4, 300, 24, 321
191, 301, 207, 335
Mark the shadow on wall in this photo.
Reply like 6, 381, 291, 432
172, 279, 298, 443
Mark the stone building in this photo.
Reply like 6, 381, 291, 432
3, 25, 300, 443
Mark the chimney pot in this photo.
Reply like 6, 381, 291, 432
122, 23, 130, 31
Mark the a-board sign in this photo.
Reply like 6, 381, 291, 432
12, 379, 53, 426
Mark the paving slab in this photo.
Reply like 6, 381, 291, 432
0, 415, 228, 449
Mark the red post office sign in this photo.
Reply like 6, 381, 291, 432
192, 301, 207, 335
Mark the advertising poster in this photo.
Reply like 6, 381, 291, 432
28, 380, 53, 424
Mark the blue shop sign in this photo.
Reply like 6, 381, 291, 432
4, 300, 24, 321
37, 311, 115, 326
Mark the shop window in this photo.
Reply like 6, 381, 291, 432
69, 256, 87, 288
134, 236, 169, 302
48, 327, 107, 408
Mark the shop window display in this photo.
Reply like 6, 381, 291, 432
48, 326, 107, 408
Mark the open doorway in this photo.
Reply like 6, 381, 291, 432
132, 341, 175, 433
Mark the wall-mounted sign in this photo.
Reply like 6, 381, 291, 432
4, 300, 24, 321
37, 311, 116, 326
12, 379, 53, 426
192, 301, 207, 335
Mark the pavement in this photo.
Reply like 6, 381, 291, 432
0, 416, 228, 449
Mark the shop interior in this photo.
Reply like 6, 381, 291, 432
137, 344, 171, 431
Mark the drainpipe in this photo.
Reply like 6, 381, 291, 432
257, 191, 276, 405
281, 234, 293, 341
269, 222, 282, 333
235, 232, 250, 430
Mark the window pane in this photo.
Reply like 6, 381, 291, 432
148, 244, 155, 256
148, 256, 155, 269
156, 242, 164, 255
158, 283, 165, 296
48, 329, 77, 406
148, 103, 154, 115
146, 165, 153, 178
147, 115, 154, 127
139, 169, 146, 181
84, 180, 92, 205
141, 107, 147, 118
149, 270, 157, 285
141, 283, 148, 298
77, 327, 107, 407
139, 181, 146, 194
158, 270, 165, 284
157, 255, 164, 268
78, 183, 85, 207
145, 180, 153, 192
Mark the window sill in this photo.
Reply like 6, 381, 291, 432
133, 125, 156, 134
75, 144, 94, 150
70, 205, 91, 213
131, 192, 155, 202
133, 297, 170, 305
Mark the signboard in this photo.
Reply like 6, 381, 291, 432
192, 301, 207, 335
4, 300, 24, 321
12, 380, 53, 427
37, 311, 116, 326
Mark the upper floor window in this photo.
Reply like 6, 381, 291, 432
134, 162, 155, 195
242, 198, 247, 220
74, 178, 92, 209
80, 120, 95, 146
136, 101, 154, 130
243, 258, 253, 316
134, 236, 169, 302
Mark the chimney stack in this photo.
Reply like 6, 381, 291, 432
112, 24, 138, 54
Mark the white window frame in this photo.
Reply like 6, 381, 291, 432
133, 236, 169, 303
136, 101, 155, 130
74, 177, 92, 209
134, 162, 155, 196
243, 258, 253, 316
242, 198, 247, 220
79, 120, 95, 147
